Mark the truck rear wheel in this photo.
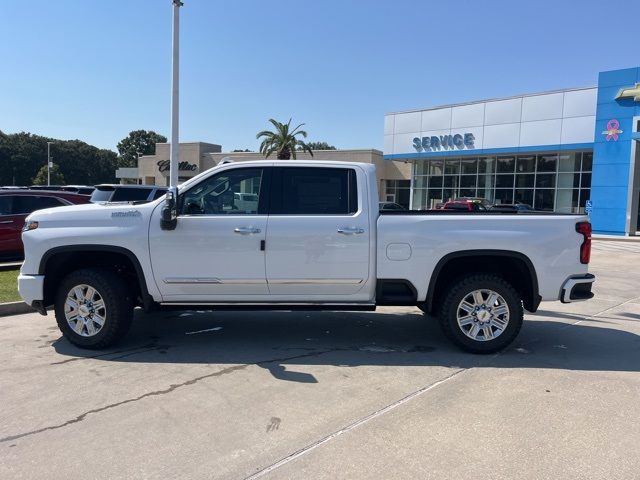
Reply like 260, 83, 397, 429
438, 274, 523, 354
54, 268, 133, 349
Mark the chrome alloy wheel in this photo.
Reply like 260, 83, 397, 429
64, 284, 106, 337
456, 289, 510, 342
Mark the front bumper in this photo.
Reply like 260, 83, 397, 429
560, 273, 595, 303
17, 274, 45, 309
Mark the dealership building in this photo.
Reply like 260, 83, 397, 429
384, 66, 640, 235
119, 143, 411, 205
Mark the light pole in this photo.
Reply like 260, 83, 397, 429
136, 151, 143, 184
46, 141, 54, 186
169, 0, 183, 187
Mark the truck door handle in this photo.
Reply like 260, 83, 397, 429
337, 227, 365, 235
234, 227, 261, 235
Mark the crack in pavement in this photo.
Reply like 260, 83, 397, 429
0, 348, 338, 444
49, 343, 163, 365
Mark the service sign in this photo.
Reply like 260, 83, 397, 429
412, 133, 475, 152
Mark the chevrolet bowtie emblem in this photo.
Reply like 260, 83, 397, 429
615, 82, 640, 102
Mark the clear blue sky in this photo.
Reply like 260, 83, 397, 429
0, 0, 637, 152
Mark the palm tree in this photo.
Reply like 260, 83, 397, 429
256, 118, 313, 159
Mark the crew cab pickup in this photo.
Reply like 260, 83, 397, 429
18, 161, 595, 353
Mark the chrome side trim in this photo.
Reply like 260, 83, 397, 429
164, 277, 222, 284
164, 278, 363, 285
268, 278, 364, 285
163, 278, 267, 285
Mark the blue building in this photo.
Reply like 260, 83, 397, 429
384, 67, 640, 236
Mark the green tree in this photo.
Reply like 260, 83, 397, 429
305, 141, 336, 151
32, 164, 65, 185
256, 119, 313, 160
116, 130, 167, 168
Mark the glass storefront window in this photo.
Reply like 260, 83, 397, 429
556, 189, 579, 213
415, 162, 428, 176
496, 174, 514, 188
537, 154, 557, 172
494, 189, 514, 205
514, 189, 534, 206
516, 156, 536, 173
412, 189, 427, 210
557, 172, 580, 188
409, 151, 590, 211
427, 189, 443, 208
535, 189, 555, 211
536, 173, 556, 188
430, 175, 443, 188
559, 152, 581, 172
414, 176, 428, 189
516, 174, 534, 188
429, 160, 444, 176
478, 157, 495, 174
444, 176, 459, 188
442, 189, 456, 202
460, 158, 478, 174
444, 158, 460, 175
460, 175, 476, 188
497, 156, 515, 173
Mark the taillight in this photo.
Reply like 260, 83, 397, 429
576, 221, 592, 264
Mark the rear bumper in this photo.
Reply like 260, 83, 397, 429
560, 273, 595, 303
17, 274, 44, 308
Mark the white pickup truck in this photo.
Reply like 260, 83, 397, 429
18, 161, 595, 353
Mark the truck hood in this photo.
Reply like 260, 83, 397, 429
26, 201, 159, 227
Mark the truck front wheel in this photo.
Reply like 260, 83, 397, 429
438, 274, 523, 354
54, 268, 133, 349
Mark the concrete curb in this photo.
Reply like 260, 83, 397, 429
593, 235, 640, 242
0, 262, 22, 272
0, 301, 35, 317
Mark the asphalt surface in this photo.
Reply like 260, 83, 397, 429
1, 240, 639, 479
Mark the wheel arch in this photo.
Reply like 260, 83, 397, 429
39, 245, 153, 310
424, 249, 541, 314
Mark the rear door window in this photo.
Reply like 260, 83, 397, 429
0, 196, 13, 215
274, 167, 358, 215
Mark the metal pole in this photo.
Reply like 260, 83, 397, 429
169, 0, 182, 187
46, 141, 53, 186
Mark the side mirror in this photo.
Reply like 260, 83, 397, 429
160, 187, 178, 231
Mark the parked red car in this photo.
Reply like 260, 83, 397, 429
0, 190, 90, 260
441, 200, 487, 212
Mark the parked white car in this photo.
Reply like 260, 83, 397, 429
18, 161, 594, 353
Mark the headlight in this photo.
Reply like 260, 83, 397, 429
22, 221, 39, 232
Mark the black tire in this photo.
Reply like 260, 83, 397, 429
438, 274, 523, 354
54, 268, 134, 349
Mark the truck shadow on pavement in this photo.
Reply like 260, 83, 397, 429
52, 308, 640, 383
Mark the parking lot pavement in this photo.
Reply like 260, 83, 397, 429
1, 240, 639, 480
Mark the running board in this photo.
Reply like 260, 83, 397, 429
158, 303, 377, 312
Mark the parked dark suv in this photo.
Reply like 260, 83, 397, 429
90, 185, 167, 203
0, 190, 90, 260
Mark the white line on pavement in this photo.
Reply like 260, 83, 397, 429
244, 368, 468, 480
